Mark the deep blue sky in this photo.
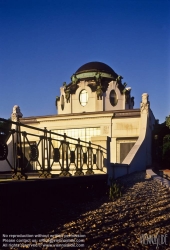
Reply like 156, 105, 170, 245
0, 0, 169, 123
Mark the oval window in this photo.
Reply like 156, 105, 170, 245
79, 89, 88, 107
61, 95, 64, 110
109, 90, 117, 106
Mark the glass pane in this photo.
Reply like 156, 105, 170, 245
110, 90, 117, 106
80, 89, 88, 106
51, 127, 100, 150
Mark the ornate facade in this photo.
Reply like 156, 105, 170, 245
20, 62, 155, 172
56, 62, 134, 115
1, 62, 156, 176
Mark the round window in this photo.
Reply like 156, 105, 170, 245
79, 89, 88, 107
61, 95, 64, 110
109, 90, 117, 106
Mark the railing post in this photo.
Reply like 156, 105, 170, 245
39, 127, 52, 178
99, 147, 103, 170
0, 117, 108, 179
59, 133, 71, 177
96, 146, 100, 170
12, 122, 27, 180
75, 138, 84, 176
86, 141, 94, 175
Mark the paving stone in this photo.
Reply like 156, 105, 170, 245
3, 171, 170, 249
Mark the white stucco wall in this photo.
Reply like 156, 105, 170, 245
1, 101, 154, 176
122, 94, 155, 172
57, 79, 132, 115
112, 118, 140, 138
18, 111, 141, 170
104, 81, 125, 111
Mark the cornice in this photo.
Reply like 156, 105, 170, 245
20, 120, 40, 124
20, 109, 140, 124
35, 115, 113, 123
21, 109, 140, 120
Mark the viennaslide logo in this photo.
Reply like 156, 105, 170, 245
140, 233, 169, 249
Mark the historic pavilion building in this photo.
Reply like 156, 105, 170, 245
1, 62, 155, 178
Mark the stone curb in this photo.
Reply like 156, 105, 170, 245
146, 169, 170, 190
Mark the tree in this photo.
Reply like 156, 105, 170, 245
166, 115, 170, 129
152, 117, 170, 169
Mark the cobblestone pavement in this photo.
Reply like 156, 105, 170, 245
47, 171, 170, 250
3, 171, 170, 249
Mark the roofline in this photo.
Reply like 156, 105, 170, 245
20, 109, 141, 122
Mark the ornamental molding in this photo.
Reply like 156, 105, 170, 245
102, 125, 110, 134
140, 93, 150, 114
11, 105, 23, 122
38, 115, 113, 123
21, 110, 141, 124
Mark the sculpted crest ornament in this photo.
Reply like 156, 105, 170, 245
11, 105, 23, 122
63, 82, 70, 103
96, 84, 103, 100
140, 93, 150, 114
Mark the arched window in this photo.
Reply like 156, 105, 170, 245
109, 90, 117, 106
79, 89, 88, 106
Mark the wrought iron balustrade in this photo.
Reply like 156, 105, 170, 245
0, 118, 107, 180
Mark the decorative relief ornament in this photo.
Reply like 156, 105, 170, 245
65, 88, 70, 103
96, 84, 103, 100
140, 93, 150, 114
95, 72, 102, 85
71, 74, 78, 85
29, 144, 39, 161
11, 105, 23, 122
125, 90, 130, 104
63, 82, 70, 103
55, 96, 60, 107
131, 97, 135, 107
103, 126, 109, 134
116, 75, 123, 85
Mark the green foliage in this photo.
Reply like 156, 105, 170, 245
0, 119, 11, 132
0, 121, 5, 133
0, 121, 4, 128
163, 134, 170, 144
152, 119, 170, 169
166, 115, 170, 129
109, 179, 123, 201
0, 118, 11, 127
162, 134, 170, 163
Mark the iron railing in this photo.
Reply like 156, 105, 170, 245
0, 118, 107, 180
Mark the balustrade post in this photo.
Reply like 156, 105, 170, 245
39, 127, 52, 178
86, 141, 94, 175
75, 138, 84, 176
12, 122, 27, 180
96, 146, 100, 170
59, 133, 71, 177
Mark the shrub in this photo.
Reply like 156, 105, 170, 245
109, 178, 123, 201
162, 134, 170, 168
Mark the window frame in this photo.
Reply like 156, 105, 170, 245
79, 89, 88, 107
109, 89, 118, 107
